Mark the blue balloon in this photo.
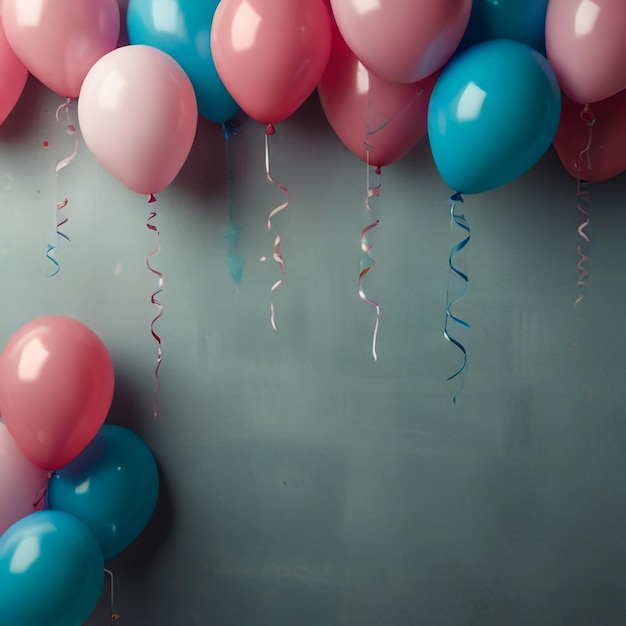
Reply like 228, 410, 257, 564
0, 510, 103, 626
47, 424, 159, 561
127, 0, 240, 123
427, 40, 561, 195
457, 0, 549, 55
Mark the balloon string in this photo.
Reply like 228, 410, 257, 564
146, 202, 163, 419
222, 122, 243, 284
47, 98, 77, 275
32, 471, 54, 508
104, 569, 120, 623
264, 124, 289, 331
359, 152, 381, 361
444, 192, 470, 402
574, 105, 594, 309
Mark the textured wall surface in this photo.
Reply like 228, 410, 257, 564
1, 71, 626, 626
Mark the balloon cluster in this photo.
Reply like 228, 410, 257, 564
0, 0, 625, 196
0, 316, 159, 626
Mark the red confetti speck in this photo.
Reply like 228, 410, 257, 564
43, 141, 49, 147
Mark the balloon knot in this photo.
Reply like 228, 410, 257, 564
222, 121, 237, 139
374, 165, 382, 175
265, 123, 276, 136
579, 105, 595, 127
450, 191, 464, 203
148, 193, 157, 204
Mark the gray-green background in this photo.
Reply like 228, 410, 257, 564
1, 57, 626, 625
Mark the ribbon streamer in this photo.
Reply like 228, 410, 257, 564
444, 192, 470, 402
104, 569, 120, 623
146, 204, 163, 419
574, 105, 594, 308
264, 124, 289, 331
359, 152, 381, 361
47, 98, 78, 275
222, 122, 243, 284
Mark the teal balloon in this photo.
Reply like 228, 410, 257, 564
47, 424, 159, 561
427, 40, 561, 195
127, 0, 240, 123
457, 0, 549, 55
0, 510, 104, 626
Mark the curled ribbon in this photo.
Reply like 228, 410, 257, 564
47, 98, 78, 274
264, 124, 289, 331
574, 105, 594, 308
444, 192, 470, 402
359, 152, 381, 361
146, 204, 163, 419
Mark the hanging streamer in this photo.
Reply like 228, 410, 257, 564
104, 569, 120, 623
264, 124, 289, 331
47, 98, 78, 276
444, 192, 470, 402
359, 153, 381, 361
574, 105, 595, 309
222, 122, 243, 284
146, 199, 163, 419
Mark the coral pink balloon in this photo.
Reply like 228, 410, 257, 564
553, 90, 626, 184
0, 316, 114, 471
330, 0, 471, 84
2, 0, 120, 98
0, 423, 48, 535
546, 0, 626, 104
211, 0, 332, 125
78, 45, 198, 196
318, 27, 436, 167
0, 14, 28, 126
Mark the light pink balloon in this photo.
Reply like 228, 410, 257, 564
318, 27, 436, 167
553, 90, 626, 184
546, 0, 626, 104
330, 0, 471, 85
0, 316, 114, 471
211, 0, 332, 125
2, 0, 120, 98
0, 14, 28, 126
0, 422, 48, 535
78, 45, 198, 196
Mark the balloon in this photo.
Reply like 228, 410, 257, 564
0, 14, 28, 126
546, 0, 626, 104
457, 0, 549, 55
427, 40, 561, 195
0, 423, 48, 535
330, 0, 471, 84
48, 424, 159, 560
2, 0, 120, 98
211, 0, 332, 125
318, 26, 437, 166
553, 90, 626, 184
126, 0, 239, 124
0, 510, 103, 626
78, 45, 198, 196
0, 316, 114, 471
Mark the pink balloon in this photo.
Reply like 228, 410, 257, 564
0, 14, 28, 126
2, 0, 120, 98
330, 0, 471, 84
0, 316, 114, 471
78, 45, 198, 196
553, 90, 626, 184
0, 423, 48, 535
546, 0, 626, 104
318, 27, 436, 167
211, 0, 332, 125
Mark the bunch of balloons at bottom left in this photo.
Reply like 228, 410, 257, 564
0, 316, 159, 626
